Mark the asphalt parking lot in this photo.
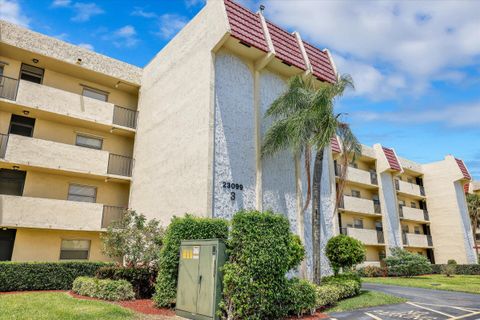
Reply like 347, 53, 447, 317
329, 283, 480, 320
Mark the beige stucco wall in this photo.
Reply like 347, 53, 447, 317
345, 227, 380, 245
129, 0, 229, 224
401, 206, 427, 222
422, 156, 476, 263
345, 166, 374, 186
341, 213, 380, 230
11, 228, 110, 261
342, 195, 377, 215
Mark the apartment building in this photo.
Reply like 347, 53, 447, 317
468, 181, 480, 249
0, 20, 140, 261
0, 0, 476, 273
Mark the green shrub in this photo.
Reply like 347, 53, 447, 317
441, 260, 457, 277
325, 235, 366, 275
285, 278, 317, 317
315, 284, 342, 307
222, 210, 305, 320
322, 272, 361, 285
321, 274, 361, 300
385, 248, 432, 277
72, 276, 135, 301
0, 261, 112, 291
153, 214, 229, 307
357, 265, 388, 277
96, 265, 157, 298
431, 263, 480, 275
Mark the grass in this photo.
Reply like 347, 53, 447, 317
363, 274, 480, 294
324, 290, 407, 313
0, 292, 134, 320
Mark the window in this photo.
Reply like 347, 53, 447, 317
351, 190, 361, 198
75, 134, 103, 150
82, 87, 108, 102
353, 218, 363, 229
20, 63, 44, 84
375, 221, 383, 231
67, 184, 96, 203
414, 226, 421, 234
9, 114, 35, 137
0, 169, 26, 196
398, 200, 406, 207
407, 178, 414, 184
60, 239, 90, 260
411, 202, 417, 208
402, 225, 409, 233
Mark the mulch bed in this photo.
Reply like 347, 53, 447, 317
287, 311, 330, 320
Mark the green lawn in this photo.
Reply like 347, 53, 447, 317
0, 292, 134, 320
324, 290, 406, 313
363, 275, 480, 294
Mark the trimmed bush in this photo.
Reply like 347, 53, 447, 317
442, 260, 457, 277
325, 235, 366, 275
357, 265, 388, 277
431, 264, 480, 275
153, 214, 229, 307
96, 265, 157, 298
385, 248, 431, 277
285, 278, 317, 317
0, 261, 112, 291
72, 276, 135, 301
222, 210, 305, 320
322, 272, 361, 285
321, 274, 361, 299
315, 284, 342, 307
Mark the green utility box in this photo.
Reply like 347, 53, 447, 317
176, 239, 226, 320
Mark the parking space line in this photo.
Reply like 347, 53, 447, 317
365, 312, 383, 320
407, 301, 454, 317
447, 311, 480, 320
414, 302, 480, 313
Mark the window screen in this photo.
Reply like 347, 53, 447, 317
351, 190, 361, 198
60, 239, 90, 260
411, 202, 417, 208
82, 87, 108, 102
20, 64, 44, 84
414, 226, 421, 234
9, 114, 35, 137
353, 219, 363, 229
0, 169, 26, 196
67, 184, 96, 203
75, 134, 103, 150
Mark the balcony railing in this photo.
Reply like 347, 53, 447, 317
0, 75, 19, 101
102, 205, 125, 228
339, 195, 381, 215
0, 133, 8, 158
335, 163, 378, 185
399, 205, 429, 222
107, 154, 133, 177
113, 105, 137, 129
341, 227, 384, 245
395, 179, 425, 197
403, 233, 433, 247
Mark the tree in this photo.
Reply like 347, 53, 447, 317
467, 193, 480, 260
262, 74, 360, 283
325, 234, 366, 275
384, 248, 432, 277
101, 210, 164, 266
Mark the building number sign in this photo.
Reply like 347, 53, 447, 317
222, 181, 243, 200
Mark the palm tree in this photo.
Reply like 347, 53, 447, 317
262, 74, 360, 283
467, 193, 480, 260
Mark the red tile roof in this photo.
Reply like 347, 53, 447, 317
331, 136, 341, 153
455, 158, 471, 180
303, 41, 336, 83
266, 21, 306, 70
224, 0, 269, 52
382, 147, 402, 172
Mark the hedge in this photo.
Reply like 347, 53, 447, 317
153, 214, 229, 307
0, 261, 113, 291
430, 264, 480, 275
72, 276, 135, 301
96, 265, 157, 299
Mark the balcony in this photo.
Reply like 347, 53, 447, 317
399, 205, 429, 222
1, 78, 137, 129
1, 134, 133, 178
341, 227, 385, 246
335, 164, 378, 186
0, 194, 104, 231
403, 233, 433, 247
395, 179, 425, 198
339, 195, 381, 216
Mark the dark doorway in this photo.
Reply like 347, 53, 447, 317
0, 229, 16, 261
0, 169, 26, 196
9, 114, 35, 137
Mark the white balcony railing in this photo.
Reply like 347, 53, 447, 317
340, 195, 381, 215
403, 233, 432, 247
342, 227, 384, 245
395, 179, 425, 197
335, 164, 378, 186
399, 206, 429, 222
12, 80, 137, 129
0, 194, 104, 231
2, 134, 133, 177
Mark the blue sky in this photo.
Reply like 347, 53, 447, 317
1, 0, 479, 179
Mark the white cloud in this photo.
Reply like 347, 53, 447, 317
51, 0, 70, 7
131, 8, 156, 19
71, 2, 103, 22
185, 0, 206, 8
78, 43, 94, 50
257, 0, 480, 99
113, 25, 139, 48
0, 0, 30, 27
353, 101, 480, 128
156, 14, 188, 39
